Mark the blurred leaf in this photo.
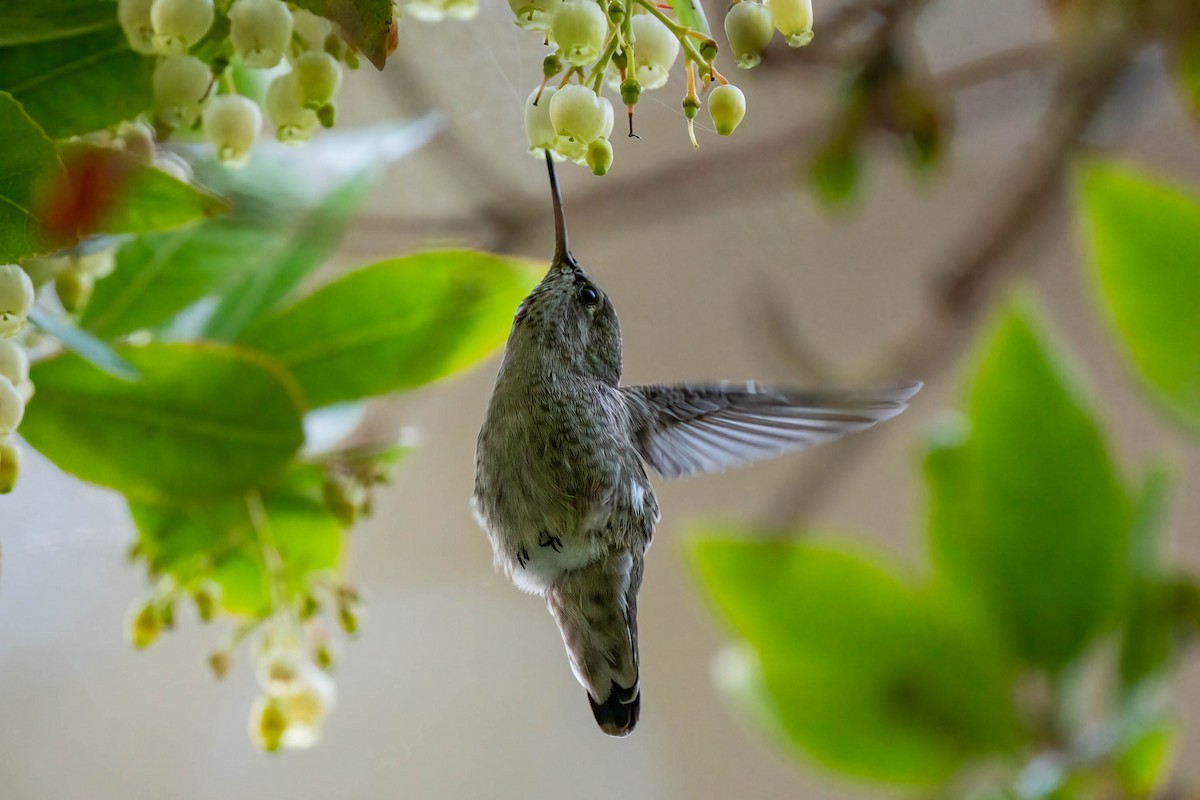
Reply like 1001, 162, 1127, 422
926, 303, 1130, 671
131, 466, 342, 617
1114, 720, 1177, 797
290, 0, 394, 70
1173, 30, 1200, 123
201, 174, 372, 341
668, 0, 711, 36
27, 306, 139, 380
199, 120, 438, 342
47, 143, 227, 242
0, 24, 153, 138
1080, 161, 1200, 434
692, 536, 1018, 784
0, 0, 119, 45
241, 250, 540, 408
0, 92, 62, 262
22, 343, 305, 501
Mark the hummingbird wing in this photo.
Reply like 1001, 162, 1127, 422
621, 381, 921, 479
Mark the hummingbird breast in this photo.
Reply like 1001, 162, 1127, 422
472, 362, 658, 595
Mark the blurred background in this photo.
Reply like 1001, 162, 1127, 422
3, 0, 1200, 797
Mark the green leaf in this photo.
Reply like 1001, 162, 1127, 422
57, 142, 228, 237
241, 250, 540, 408
201, 174, 372, 342
0, 91, 62, 262
692, 536, 1018, 784
925, 303, 1130, 670
1173, 30, 1200, 123
131, 466, 342, 617
290, 0, 394, 70
22, 343, 305, 501
27, 306, 139, 380
1119, 468, 1177, 690
0, 0, 119, 45
1080, 161, 1200, 434
668, 0, 711, 35
0, 24, 154, 138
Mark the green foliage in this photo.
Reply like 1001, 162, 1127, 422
0, 0, 120, 46
22, 344, 306, 502
0, 91, 62, 262
241, 251, 540, 408
58, 142, 228, 236
290, 0, 395, 69
0, 23, 153, 138
27, 306, 139, 380
1080, 161, 1200, 434
688, 301, 1185, 792
926, 304, 1130, 670
693, 537, 1017, 784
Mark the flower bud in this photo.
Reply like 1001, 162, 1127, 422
0, 377, 23, 437
444, 0, 480, 20
766, 0, 813, 47
313, 641, 336, 671
154, 55, 212, 128
292, 8, 333, 49
193, 581, 219, 622
549, 85, 612, 145
551, 0, 608, 67
543, 52, 563, 78
266, 72, 319, 144
708, 83, 746, 135
586, 136, 613, 176
118, 0, 158, 53
0, 340, 30, 390
126, 599, 160, 649
293, 51, 343, 110
525, 86, 560, 155
248, 695, 287, 752
55, 268, 94, 314
208, 649, 233, 679
276, 662, 337, 749
508, 0, 564, 31
699, 38, 718, 61
724, 1, 773, 68
150, 0, 214, 55
0, 265, 34, 338
76, 249, 117, 279
627, 13, 677, 90
203, 94, 261, 166
0, 438, 20, 494
229, 0, 293, 69
316, 102, 336, 128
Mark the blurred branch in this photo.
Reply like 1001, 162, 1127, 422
758, 22, 1142, 532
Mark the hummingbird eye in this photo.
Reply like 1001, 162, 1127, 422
577, 284, 600, 307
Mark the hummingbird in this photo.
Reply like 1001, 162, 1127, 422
472, 153, 920, 737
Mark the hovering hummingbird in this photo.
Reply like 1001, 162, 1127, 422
472, 153, 920, 737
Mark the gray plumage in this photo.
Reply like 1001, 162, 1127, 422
471, 153, 920, 737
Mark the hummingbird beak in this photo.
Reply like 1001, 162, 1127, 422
546, 150, 580, 274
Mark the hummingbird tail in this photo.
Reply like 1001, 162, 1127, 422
545, 552, 643, 737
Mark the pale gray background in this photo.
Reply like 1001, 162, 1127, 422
3, 1, 1200, 798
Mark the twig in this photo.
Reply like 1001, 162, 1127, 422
758, 24, 1141, 531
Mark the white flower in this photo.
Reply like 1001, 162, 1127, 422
153, 55, 212, 128
724, 1, 774, 68
229, 0, 294, 69
149, 0, 215, 55
203, 94, 262, 166
766, 0, 813, 47
0, 265, 34, 339
551, 0, 608, 67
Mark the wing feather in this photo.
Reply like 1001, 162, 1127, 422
622, 381, 921, 479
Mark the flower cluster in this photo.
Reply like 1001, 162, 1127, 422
501, 0, 814, 173
0, 265, 36, 494
118, 0, 381, 166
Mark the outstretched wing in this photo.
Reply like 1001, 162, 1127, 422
621, 381, 921, 479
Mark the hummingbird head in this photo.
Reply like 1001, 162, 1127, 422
506, 154, 622, 385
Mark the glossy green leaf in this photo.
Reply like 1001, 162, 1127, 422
23, 343, 305, 501
926, 304, 1130, 670
0, 0, 118, 45
290, 0, 394, 70
692, 536, 1018, 784
0, 24, 153, 138
668, 0, 711, 35
0, 92, 63, 262
1080, 161, 1200, 434
241, 250, 540, 408
131, 466, 342, 617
